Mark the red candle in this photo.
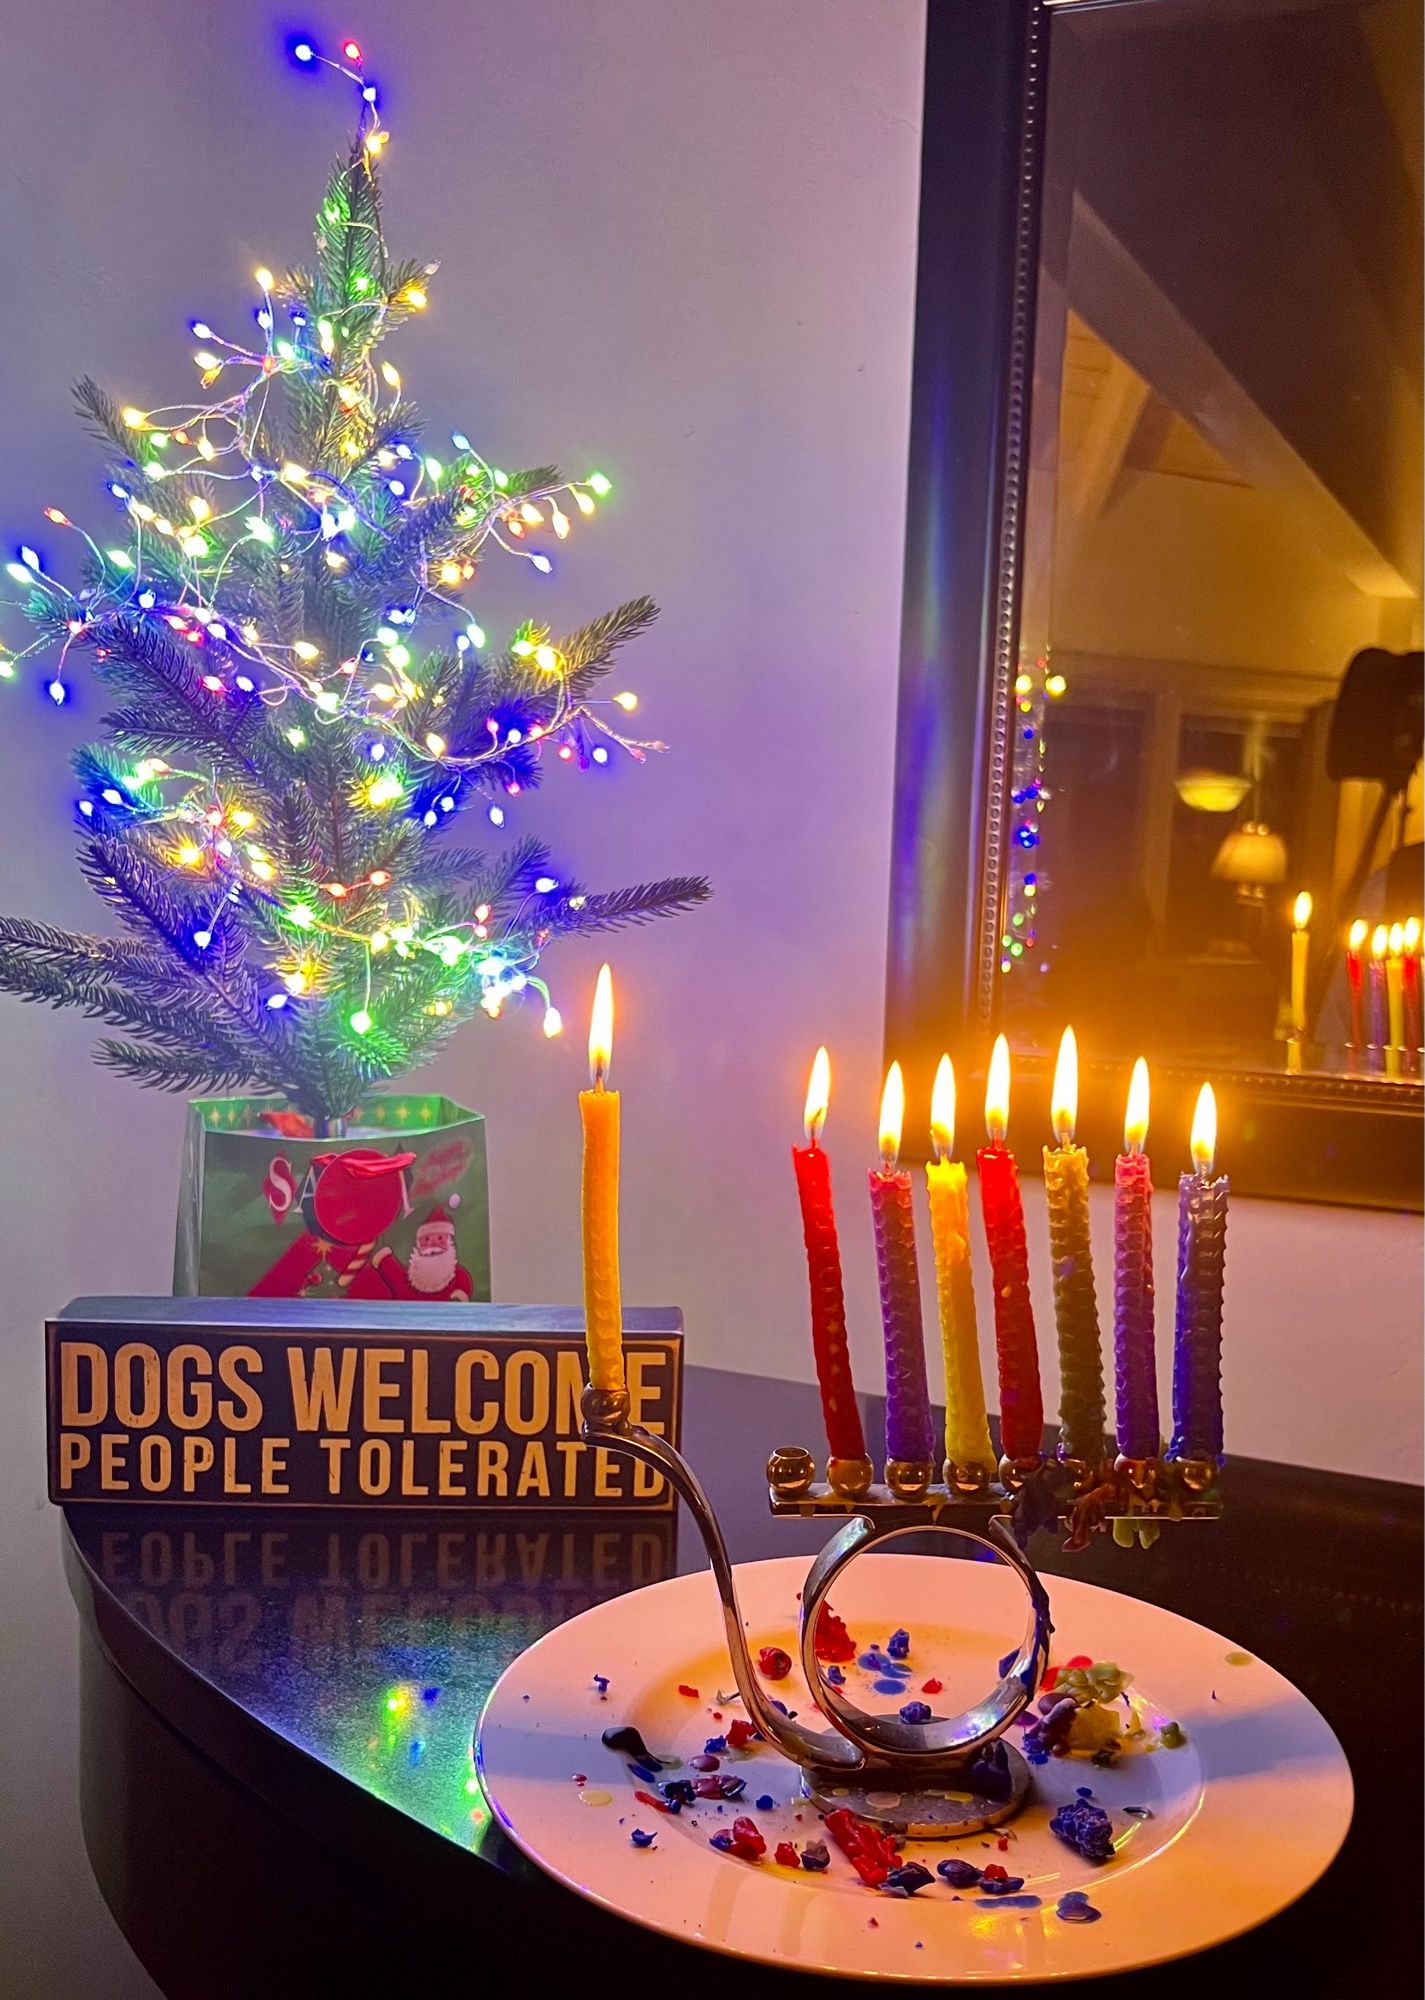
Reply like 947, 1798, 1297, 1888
976, 1035, 1044, 1462
1345, 919, 1368, 1051
791, 1047, 867, 1465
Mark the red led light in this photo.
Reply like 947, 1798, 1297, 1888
342, 39, 362, 62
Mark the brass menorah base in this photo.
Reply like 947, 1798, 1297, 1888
766, 1444, 1222, 1548
581, 1386, 1220, 1838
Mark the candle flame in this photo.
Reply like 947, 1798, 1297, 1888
1348, 918, 1369, 953
1190, 1082, 1217, 1178
588, 962, 614, 1086
878, 1061, 905, 1170
1292, 890, 1312, 931
1389, 921, 1405, 956
1406, 917, 1422, 954
1124, 1056, 1150, 1154
1051, 1025, 1078, 1146
804, 1045, 831, 1146
985, 1034, 1011, 1145
1371, 923, 1390, 961
930, 1054, 955, 1160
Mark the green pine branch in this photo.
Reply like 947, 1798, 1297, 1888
543, 876, 711, 935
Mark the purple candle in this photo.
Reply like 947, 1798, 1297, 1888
1113, 1058, 1159, 1459
1168, 1085, 1228, 1464
869, 1062, 934, 1469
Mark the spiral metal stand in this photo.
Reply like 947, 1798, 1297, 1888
583, 1385, 1222, 1837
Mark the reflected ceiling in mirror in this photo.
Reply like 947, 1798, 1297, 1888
1005, 0, 1422, 1087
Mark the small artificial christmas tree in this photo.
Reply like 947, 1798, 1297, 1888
0, 41, 705, 1133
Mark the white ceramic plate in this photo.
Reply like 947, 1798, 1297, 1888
477, 1554, 1351, 1983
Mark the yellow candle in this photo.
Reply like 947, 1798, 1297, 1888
1386, 922, 1406, 1079
580, 963, 624, 1394
925, 1056, 995, 1476
1290, 891, 1311, 1037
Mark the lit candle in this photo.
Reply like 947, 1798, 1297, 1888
925, 1055, 995, 1479
1345, 918, 1369, 1053
1168, 1084, 1227, 1466
1042, 1027, 1105, 1464
791, 1048, 868, 1472
1370, 924, 1390, 1059
1403, 917, 1422, 1057
580, 963, 623, 1396
1112, 1059, 1159, 1461
976, 1035, 1044, 1464
1386, 923, 1407, 1079
868, 1062, 935, 1478
1289, 892, 1311, 1039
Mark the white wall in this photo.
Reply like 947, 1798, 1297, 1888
0, 0, 1418, 1502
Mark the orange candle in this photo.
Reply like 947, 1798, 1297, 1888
580, 964, 623, 1394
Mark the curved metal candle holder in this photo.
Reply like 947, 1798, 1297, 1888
582, 1387, 1222, 1836
583, 1386, 1068, 1834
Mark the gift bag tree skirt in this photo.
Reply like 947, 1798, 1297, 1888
175, 1095, 489, 1301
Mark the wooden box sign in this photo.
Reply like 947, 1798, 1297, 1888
47, 1298, 682, 1512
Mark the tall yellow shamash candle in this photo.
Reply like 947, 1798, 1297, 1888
925, 1055, 995, 1478
580, 963, 624, 1395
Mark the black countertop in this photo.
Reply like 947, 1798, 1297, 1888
64, 1368, 1422, 1997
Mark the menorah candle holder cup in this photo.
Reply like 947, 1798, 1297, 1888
582, 1387, 1220, 1839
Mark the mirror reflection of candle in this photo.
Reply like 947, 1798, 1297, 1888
1403, 918, 1423, 1062
1346, 919, 1369, 1053
1370, 924, 1390, 1062
1386, 923, 1406, 1077
1290, 892, 1311, 1041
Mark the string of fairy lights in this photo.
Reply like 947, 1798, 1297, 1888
0, 34, 665, 1042
1001, 651, 1067, 974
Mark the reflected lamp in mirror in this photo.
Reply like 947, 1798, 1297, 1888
1211, 823, 1288, 900
1176, 770, 1252, 814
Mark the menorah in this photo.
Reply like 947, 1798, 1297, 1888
583, 1385, 1221, 1838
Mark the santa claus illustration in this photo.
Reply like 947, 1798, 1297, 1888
373, 1205, 473, 1302
249, 1148, 416, 1298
